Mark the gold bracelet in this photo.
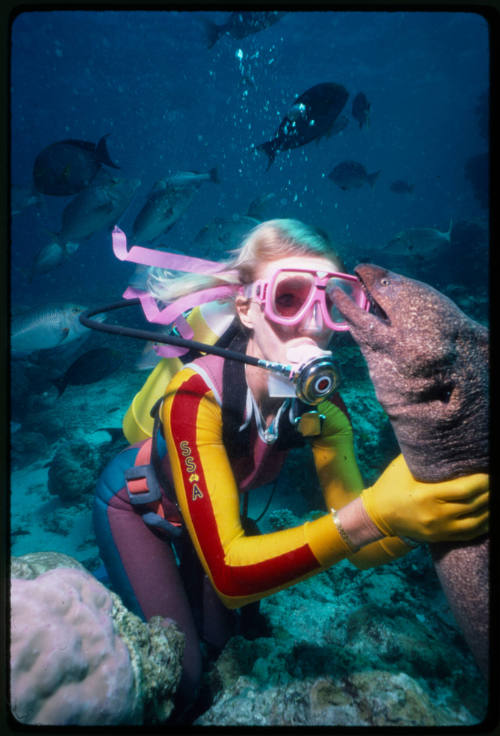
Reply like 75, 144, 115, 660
331, 507, 360, 553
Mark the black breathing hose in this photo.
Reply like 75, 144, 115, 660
79, 299, 264, 368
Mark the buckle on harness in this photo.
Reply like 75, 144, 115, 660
141, 511, 183, 538
125, 464, 163, 505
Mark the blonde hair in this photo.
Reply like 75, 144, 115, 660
147, 219, 344, 304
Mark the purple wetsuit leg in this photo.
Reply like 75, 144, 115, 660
94, 475, 202, 704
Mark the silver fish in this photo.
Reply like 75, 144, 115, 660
29, 241, 79, 281
11, 303, 94, 356
383, 219, 452, 257
11, 187, 45, 216
132, 168, 219, 244
58, 173, 141, 245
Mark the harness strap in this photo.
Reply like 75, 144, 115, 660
124, 431, 183, 539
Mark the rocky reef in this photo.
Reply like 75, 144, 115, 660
196, 545, 486, 726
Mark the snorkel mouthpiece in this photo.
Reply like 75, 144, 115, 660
258, 354, 340, 405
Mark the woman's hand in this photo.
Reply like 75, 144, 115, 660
361, 454, 489, 543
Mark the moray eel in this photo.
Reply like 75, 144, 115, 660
333, 264, 489, 679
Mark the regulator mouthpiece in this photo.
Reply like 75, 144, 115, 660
292, 354, 341, 405
260, 354, 341, 405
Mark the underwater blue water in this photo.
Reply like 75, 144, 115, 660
11, 9, 488, 310
9, 9, 491, 727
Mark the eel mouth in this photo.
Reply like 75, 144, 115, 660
355, 268, 390, 324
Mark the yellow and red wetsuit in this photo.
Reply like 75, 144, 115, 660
163, 348, 409, 610
94, 328, 409, 706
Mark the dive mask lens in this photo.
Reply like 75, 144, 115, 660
325, 277, 366, 327
271, 271, 315, 321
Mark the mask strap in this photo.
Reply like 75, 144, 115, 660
112, 225, 226, 274
112, 226, 241, 357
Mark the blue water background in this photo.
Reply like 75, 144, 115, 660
10, 9, 489, 310
8, 12, 491, 723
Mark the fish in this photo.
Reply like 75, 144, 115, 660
257, 82, 349, 170
11, 303, 94, 357
132, 168, 219, 244
33, 135, 119, 196
10, 187, 45, 216
51, 347, 123, 396
389, 180, 414, 194
202, 11, 285, 48
29, 241, 79, 281
193, 214, 260, 256
332, 264, 489, 679
351, 92, 370, 128
383, 219, 452, 257
329, 114, 350, 137
135, 341, 163, 371
328, 160, 380, 191
58, 172, 141, 245
246, 192, 275, 220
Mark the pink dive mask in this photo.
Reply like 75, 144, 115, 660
245, 266, 370, 332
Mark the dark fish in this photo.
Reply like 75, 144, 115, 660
132, 168, 219, 243
390, 180, 414, 194
202, 11, 285, 49
352, 92, 370, 128
58, 172, 141, 245
328, 160, 380, 190
257, 82, 349, 170
52, 347, 123, 396
33, 135, 119, 196
333, 264, 489, 679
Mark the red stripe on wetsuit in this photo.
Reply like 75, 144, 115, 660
168, 372, 320, 598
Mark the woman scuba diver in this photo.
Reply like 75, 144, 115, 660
87, 219, 489, 721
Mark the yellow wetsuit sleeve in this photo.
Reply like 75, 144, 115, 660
162, 368, 353, 609
312, 399, 412, 568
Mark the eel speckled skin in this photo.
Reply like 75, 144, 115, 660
333, 264, 489, 679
